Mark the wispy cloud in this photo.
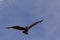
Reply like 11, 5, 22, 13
0, 0, 60, 40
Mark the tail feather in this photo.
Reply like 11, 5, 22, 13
22, 27, 29, 34
23, 30, 28, 34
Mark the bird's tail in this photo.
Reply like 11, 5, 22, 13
23, 30, 28, 34
22, 27, 29, 34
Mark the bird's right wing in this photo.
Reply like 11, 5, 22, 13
28, 19, 44, 29
6, 26, 25, 30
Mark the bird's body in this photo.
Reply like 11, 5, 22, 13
6, 19, 43, 35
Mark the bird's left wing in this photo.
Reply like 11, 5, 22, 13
28, 19, 44, 29
6, 26, 25, 30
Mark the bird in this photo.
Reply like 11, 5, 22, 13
6, 19, 44, 35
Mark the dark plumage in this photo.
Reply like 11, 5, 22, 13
6, 19, 43, 35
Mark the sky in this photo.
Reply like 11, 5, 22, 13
0, 0, 60, 40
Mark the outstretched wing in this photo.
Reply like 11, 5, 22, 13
6, 26, 25, 30
28, 19, 44, 29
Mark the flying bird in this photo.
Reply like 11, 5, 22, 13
6, 19, 44, 35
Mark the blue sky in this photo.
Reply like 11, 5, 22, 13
0, 0, 60, 40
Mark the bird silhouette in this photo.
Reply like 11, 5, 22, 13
6, 19, 43, 35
